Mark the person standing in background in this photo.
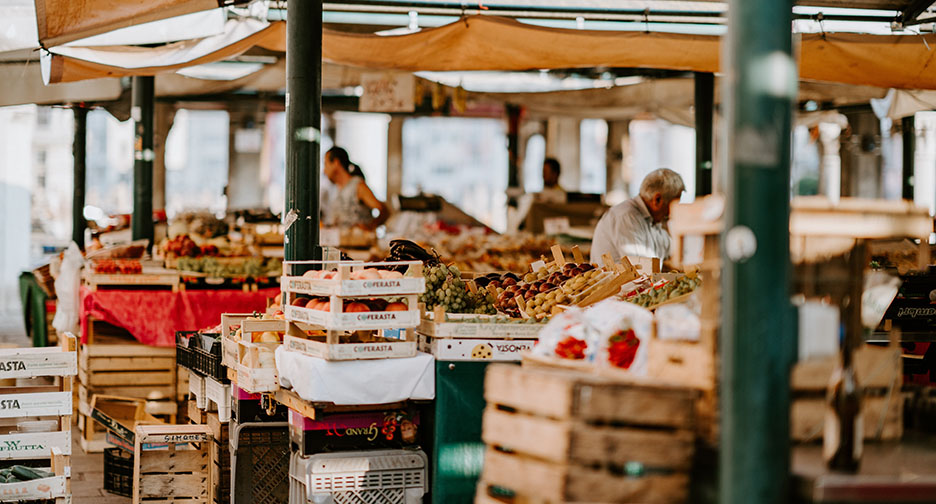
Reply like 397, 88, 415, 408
538, 157, 567, 203
590, 168, 685, 263
322, 147, 390, 231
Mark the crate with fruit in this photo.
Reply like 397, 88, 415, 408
281, 260, 426, 361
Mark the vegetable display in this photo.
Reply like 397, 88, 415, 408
626, 274, 701, 308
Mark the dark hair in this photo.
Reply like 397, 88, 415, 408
544, 157, 561, 176
326, 146, 366, 181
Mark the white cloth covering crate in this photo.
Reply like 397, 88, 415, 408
289, 449, 427, 504
276, 347, 434, 405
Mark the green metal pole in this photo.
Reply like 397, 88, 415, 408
721, 0, 796, 502
72, 105, 87, 249
695, 72, 714, 197
131, 76, 155, 251
285, 0, 322, 261
902, 115, 915, 201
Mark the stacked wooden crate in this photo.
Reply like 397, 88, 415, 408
188, 405, 230, 504
791, 343, 903, 441
0, 333, 76, 503
77, 332, 177, 453
477, 364, 698, 504
663, 195, 723, 445
131, 424, 211, 504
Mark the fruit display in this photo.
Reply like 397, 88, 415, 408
176, 256, 282, 278
302, 268, 404, 280
419, 264, 473, 313
624, 273, 701, 308
291, 296, 409, 313
92, 259, 142, 274
493, 262, 609, 318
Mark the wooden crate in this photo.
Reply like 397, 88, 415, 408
791, 344, 903, 442
283, 322, 417, 361
83, 270, 181, 292
478, 364, 698, 504
206, 412, 230, 504
79, 337, 176, 391
132, 424, 211, 504
0, 334, 76, 502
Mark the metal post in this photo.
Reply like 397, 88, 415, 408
721, 0, 795, 502
285, 0, 323, 261
72, 106, 87, 249
507, 104, 521, 190
902, 115, 915, 201
131, 76, 155, 250
695, 72, 714, 196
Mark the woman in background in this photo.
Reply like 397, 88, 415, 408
322, 147, 390, 231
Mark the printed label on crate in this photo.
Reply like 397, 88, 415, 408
91, 409, 135, 443
418, 319, 543, 339
105, 431, 168, 452
0, 475, 67, 501
289, 408, 421, 452
0, 350, 76, 379
0, 392, 71, 419
0, 430, 70, 459
284, 335, 416, 360
427, 337, 537, 361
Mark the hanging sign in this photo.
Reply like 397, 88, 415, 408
360, 73, 415, 112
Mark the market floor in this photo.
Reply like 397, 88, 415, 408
70, 426, 129, 503
0, 312, 27, 345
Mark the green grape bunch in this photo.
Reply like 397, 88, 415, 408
418, 263, 489, 314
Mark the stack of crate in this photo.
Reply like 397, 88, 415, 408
477, 364, 698, 504
77, 330, 177, 453
666, 195, 723, 445
791, 343, 903, 442
188, 403, 230, 504
0, 334, 77, 503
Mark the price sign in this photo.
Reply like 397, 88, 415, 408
360, 73, 415, 112
543, 217, 570, 236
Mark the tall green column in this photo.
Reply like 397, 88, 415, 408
721, 0, 796, 502
131, 76, 155, 250
285, 0, 322, 261
72, 105, 87, 249
695, 72, 714, 196
506, 104, 521, 190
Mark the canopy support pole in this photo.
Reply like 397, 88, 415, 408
721, 0, 795, 502
507, 104, 521, 191
902, 115, 915, 201
131, 76, 155, 251
72, 106, 87, 249
695, 72, 714, 196
285, 0, 323, 261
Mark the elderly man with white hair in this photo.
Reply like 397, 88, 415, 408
590, 168, 686, 264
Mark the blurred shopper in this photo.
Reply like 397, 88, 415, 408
538, 157, 567, 203
590, 168, 685, 263
322, 147, 390, 230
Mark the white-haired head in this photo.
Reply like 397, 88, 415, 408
639, 168, 685, 223
639, 168, 686, 201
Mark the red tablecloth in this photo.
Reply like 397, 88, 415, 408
80, 286, 279, 347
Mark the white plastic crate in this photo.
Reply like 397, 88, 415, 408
289, 449, 427, 504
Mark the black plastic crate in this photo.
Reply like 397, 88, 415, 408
176, 331, 198, 372
190, 332, 226, 383
231, 421, 290, 504
103, 447, 133, 498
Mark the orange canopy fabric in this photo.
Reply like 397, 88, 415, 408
34, 0, 218, 47
41, 16, 936, 90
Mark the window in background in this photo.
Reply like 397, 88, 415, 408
165, 109, 229, 216
333, 112, 390, 200
580, 119, 608, 194
523, 134, 546, 194
86, 109, 133, 214
628, 119, 696, 203
402, 117, 509, 232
